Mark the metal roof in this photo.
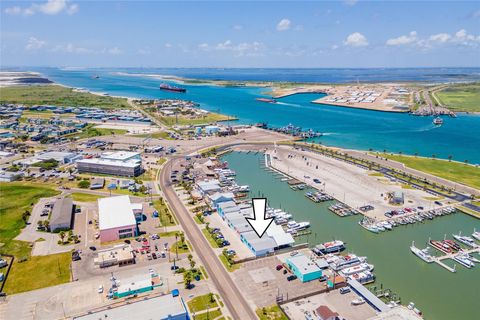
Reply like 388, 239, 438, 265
98, 195, 136, 230
50, 197, 73, 228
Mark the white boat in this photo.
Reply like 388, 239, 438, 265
348, 271, 375, 284
358, 221, 379, 233
410, 241, 434, 263
351, 297, 365, 305
381, 221, 393, 230
466, 254, 480, 264
453, 254, 475, 268
313, 240, 345, 254
330, 254, 367, 271
238, 185, 250, 192
472, 229, 480, 241
286, 221, 310, 233
340, 263, 374, 276
452, 232, 478, 248
433, 116, 443, 125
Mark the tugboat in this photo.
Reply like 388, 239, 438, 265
433, 116, 443, 125
160, 83, 186, 93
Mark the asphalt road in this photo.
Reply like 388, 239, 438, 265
159, 157, 258, 320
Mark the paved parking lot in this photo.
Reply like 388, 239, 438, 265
282, 289, 376, 320
232, 255, 329, 308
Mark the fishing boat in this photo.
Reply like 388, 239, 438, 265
313, 240, 345, 255
429, 240, 454, 254
351, 298, 366, 306
472, 229, 480, 241
433, 117, 443, 125
453, 254, 475, 269
452, 232, 478, 248
159, 83, 186, 93
410, 241, 434, 263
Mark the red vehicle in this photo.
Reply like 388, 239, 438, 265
276, 264, 283, 271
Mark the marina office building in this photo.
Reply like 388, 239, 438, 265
76, 151, 142, 177
98, 195, 138, 242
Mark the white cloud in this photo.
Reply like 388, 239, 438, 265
107, 47, 122, 55
198, 40, 266, 57
344, 32, 368, 47
51, 43, 92, 54
331, 44, 339, 50
137, 48, 151, 55
276, 19, 291, 31
428, 33, 451, 44
386, 31, 418, 46
25, 37, 46, 50
4, 0, 79, 16
164, 43, 172, 48
344, 0, 358, 6
233, 25, 243, 31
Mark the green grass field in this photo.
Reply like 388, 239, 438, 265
0, 182, 60, 258
219, 254, 240, 272
380, 154, 480, 190
256, 305, 288, 320
65, 125, 128, 140
70, 192, 105, 202
0, 85, 130, 109
153, 199, 177, 226
159, 112, 234, 126
3, 252, 71, 294
435, 83, 480, 112
187, 293, 219, 312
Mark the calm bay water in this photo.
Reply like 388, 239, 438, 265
222, 151, 480, 320
26, 67, 480, 163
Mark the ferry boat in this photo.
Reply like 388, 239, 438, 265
472, 229, 480, 241
410, 241, 434, 263
313, 240, 345, 255
159, 83, 186, 93
256, 97, 277, 103
340, 263, 374, 276
452, 232, 478, 248
429, 240, 454, 254
348, 271, 376, 284
433, 117, 443, 125
453, 254, 475, 269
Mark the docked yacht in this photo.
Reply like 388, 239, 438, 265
340, 263, 374, 276
286, 221, 310, 233
453, 254, 475, 269
313, 240, 346, 255
348, 271, 376, 284
410, 241, 434, 263
452, 232, 478, 248
329, 254, 367, 271
472, 229, 480, 241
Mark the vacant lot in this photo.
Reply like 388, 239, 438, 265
381, 154, 480, 190
435, 83, 480, 112
0, 85, 130, 109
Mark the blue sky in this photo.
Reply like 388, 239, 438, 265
1, 0, 479, 68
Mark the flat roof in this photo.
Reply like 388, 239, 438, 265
77, 158, 140, 168
37, 151, 76, 160
50, 197, 73, 227
98, 195, 137, 230
348, 279, 390, 312
249, 237, 277, 252
287, 254, 321, 274
74, 294, 187, 320
266, 223, 295, 247
101, 151, 140, 161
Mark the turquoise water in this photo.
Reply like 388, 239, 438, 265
222, 151, 480, 320
30, 68, 480, 164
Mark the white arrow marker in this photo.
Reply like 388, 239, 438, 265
246, 198, 274, 238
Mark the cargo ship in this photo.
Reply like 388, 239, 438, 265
256, 98, 277, 103
160, 83, 186, 93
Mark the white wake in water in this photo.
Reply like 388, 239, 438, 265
275, 102, 302, 107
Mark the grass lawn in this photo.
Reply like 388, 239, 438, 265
65, 124, 128, 140
435, 83, 480, 112
170, 240, 190, 254
153, 199, 177, 226
159, 112, 234, 126
158, 231, 180, 238
201, 228, 219, 248
0, 182, 59, 258
0, 85, 130, 109
380, 154, 480, 190
187, 293, 219, 313
3, 252, 71, 294
219, 254, 240, 272
132, 131, 174, 140
70, 192, 105, 202
256, 305, 288, 320
195, 308, 222, 320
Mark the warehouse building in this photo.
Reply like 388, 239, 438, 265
98, 195, 137, 242
76, 151, 142, 177
36, 151, 82, 164
50, 197, 74, 232
74, 293, 188, 320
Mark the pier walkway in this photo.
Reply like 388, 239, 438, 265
432, 247, 480, 273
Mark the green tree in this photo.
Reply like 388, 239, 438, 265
59, 231, 66, 244
78, 180, 90, 188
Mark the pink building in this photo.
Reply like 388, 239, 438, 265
98, 196, 137, 242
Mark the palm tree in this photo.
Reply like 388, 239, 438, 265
414, 152, 418, 157
59, 231, 66, 244
448, 155, 452, 162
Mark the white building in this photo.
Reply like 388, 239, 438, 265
98, 195, 138, 242
77, 151, 142, 176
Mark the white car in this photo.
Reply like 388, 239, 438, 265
97, 285, 104, 293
